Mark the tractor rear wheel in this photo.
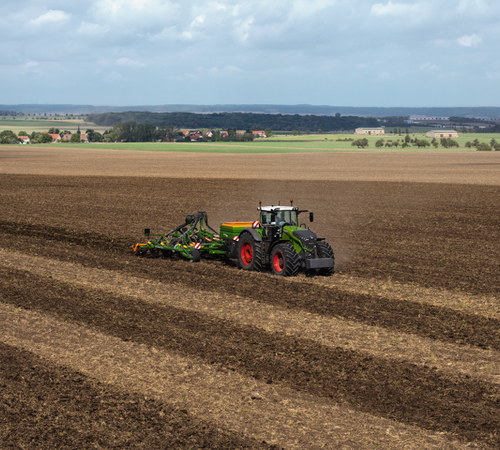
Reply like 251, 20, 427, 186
315, 241, 335, 276
238, 233, 263, 271
270, 243, 300, 277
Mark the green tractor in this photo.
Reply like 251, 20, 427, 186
132, 201, 334, 277
221, 201, 335, 276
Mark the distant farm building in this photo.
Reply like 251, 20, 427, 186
426, 130, 459, 138
18, 135, 30, 144
355, 127, 385, 135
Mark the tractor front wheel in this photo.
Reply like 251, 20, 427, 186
315, 241, 335, 276
270, 243, 300, 277
238, 233, 263, 272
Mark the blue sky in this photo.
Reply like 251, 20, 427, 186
1, 0, 499, 107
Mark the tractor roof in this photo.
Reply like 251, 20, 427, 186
258, 206, 297, 212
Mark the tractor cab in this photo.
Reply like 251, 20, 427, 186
258, 203, 313, 230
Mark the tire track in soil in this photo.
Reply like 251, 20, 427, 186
1, 267, 500, 447
3, 302, 465, 450
2, 175, 500, 295
2, 224, 500, 352
0, 342, 276, 450
3, 248, 499, 384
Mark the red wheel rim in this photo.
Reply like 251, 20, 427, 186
273, 251, 284, 272
241, 242, 253, 265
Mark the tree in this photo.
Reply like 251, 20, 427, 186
317, 129, 323, 134
351, 138, 369, 148
18, 131, 28, 136
0, 130, 20, 144
306, 129, 311, 135
476, 142, 492, 151
415, 139, 430, 148
29, 132, 53, 143
48, 127, 60, 134
465, 142, 472, 148
70, 133, 82, 143
86, 129, 103, 142
264, 128, 273, 138
404, 134, 410, 144
375, 139, 384, 148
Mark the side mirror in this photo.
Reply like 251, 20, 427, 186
309, 212, 314, 222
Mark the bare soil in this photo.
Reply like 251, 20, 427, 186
1, 150, 500, 449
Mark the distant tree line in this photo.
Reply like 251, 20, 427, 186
86, 111, 380, 132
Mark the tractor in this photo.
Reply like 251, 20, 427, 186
221, 200, 334, 276
132, 201, 334, 277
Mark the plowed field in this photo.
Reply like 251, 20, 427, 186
1, 147, 500, 449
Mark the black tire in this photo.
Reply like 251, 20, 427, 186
316, 241, 335, 276
189, 249, 201, 263
270, 243, 300, 277
237, 233, 263, 271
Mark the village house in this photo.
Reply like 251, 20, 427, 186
43, 132, 61, 142
18, 135, 30, 144
253, 130, 266, 138
236, 130, 246, 135
426, 130, 459, 138
355, 127, 385, 135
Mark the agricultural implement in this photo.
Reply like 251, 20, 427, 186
132, 201, 335, 277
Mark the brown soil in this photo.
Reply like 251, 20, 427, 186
0, 342, 276, 450
1, 150, 500, 449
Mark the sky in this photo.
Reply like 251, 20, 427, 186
1, 0, 499, 107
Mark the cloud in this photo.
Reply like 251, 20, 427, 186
117, 57, 146, 68
371, 1, 421, 17
149, 26, 193, 42
30, 10, 70, 25
457, 34, 482, 47
77, 22, 110, 36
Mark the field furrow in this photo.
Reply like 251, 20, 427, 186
0, 341, 274, 450
1, 156, 499, 449
1, 267, 499, 446
1, 248, 499, 384
0, 304, 469, 450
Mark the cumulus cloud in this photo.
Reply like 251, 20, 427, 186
1, 0, 499, 106
30, 9, 70, 25
371, 1, 421, 17
457, 34, 482, 47
149, 26, 193, 42
77, 22, 110, 36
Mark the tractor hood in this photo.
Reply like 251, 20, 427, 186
291, 229, 317, 249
